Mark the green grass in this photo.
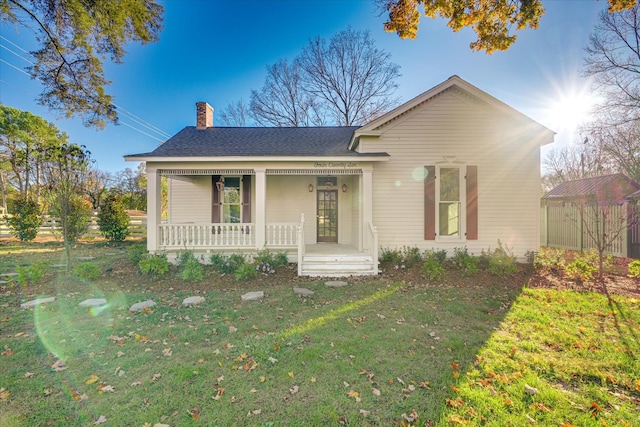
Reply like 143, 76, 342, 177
0, 242, 638, 426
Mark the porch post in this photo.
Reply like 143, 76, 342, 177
146, 167, 161, 252
362, 169, 373, 251
255, 168, 266, 249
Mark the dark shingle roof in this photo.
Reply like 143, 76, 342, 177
127, 126, 384, 158
542, 174, 640, 203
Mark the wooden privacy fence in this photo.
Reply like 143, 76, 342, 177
0, 214, 147, 239
540, 204, 639, 258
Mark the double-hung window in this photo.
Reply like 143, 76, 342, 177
222, 177, 241, 223
438, 167, 462, 238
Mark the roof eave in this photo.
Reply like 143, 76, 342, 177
125, 154, 390, 163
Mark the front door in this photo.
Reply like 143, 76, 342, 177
317, 189, 338, 243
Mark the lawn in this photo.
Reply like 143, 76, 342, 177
0, 240, 638, 426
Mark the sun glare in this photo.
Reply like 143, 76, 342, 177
545, 85, 598, 135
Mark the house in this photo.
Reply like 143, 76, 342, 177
540, 174, 640, 258
125, 75, 555, 276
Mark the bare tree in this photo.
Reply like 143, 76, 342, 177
584, 5, 640, 125
587, 119, 640, 181
219, 99, 250, 127
298, 28, 401, 126
250, 59, 323, 127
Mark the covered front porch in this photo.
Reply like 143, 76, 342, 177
145, 163, 380, 276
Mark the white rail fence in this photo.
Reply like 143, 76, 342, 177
0, 214, 147, 239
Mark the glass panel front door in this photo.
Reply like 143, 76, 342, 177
317, 189, 338, 243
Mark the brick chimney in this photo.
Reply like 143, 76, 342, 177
196, 102, 213, 129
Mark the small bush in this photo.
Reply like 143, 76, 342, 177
452, 247, 478, 276
97, 194, 130, 242
138, 254, 170, 277
534, 247, 565, 272
254, 249, 288, 274
15, 260, 49, 287
5, 197, 42, 242
421, 250, 445, 282
483, 240, 519, 276
380, 247, 402, 264
235, 262, 258, 281
401, 246, 423, 268
210, 253, 246, 275
565, 259, 597, 282
628, 260, 640, 278
73, 262, 101, 281
128, 243, 148, 265
576, 248, 612, 271
180, 257, 205, 282
177, 250, 197, 266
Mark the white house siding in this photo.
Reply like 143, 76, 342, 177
168, 176, 212, 223
360, 88, 544, 257
266, 175, 316, 244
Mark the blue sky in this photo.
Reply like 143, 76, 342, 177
0, 0, 607, 173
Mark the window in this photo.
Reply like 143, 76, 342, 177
222, 177, 241, 223
438, 167, 461, 237
424, 165, 477, 241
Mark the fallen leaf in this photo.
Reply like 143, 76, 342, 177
130, 381, 141, 387
360, 409, 370, 417
150, 373, 161, 383
85, 374, 100, 385
247, 409, 262, 417
187, 407, 200, 420
43, 388, 52, 396
162, 348, 172, 357
213, 387, 225, 400
288, 371, 294, 378
524, 384, 539, 395
347, 390, 361, 402
51, 360, 66, 371
23, 372, 36, 378
0, 389, 10, 400
372, 388, 381, 396
290, 385, 299, 395
229, 326, 238, 333
98, 384, 115, 392
402, 409, 418, 423
2, 346, 15, 356
268, 357, 278, 364
93, 415, 107, 425
117, 351, 125, 358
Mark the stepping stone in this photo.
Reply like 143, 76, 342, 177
325, 280, 348, 288
0, 280, 8, 285
129, 299, 156, 312
241, 291, 264, 301
293, 287, 314, 297
78, 256, 95, 261
20, 297, 56, 308
182, 296, 205, 307
1, 272, 18, 277
79, 298, 107, 308
52, 264, 67, 268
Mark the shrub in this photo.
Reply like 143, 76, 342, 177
381, 246, 425, 270
400, 246, 423, 268
15, 260, 49, 287
254, 249, 288, 274
484, 240, 519, 276
421, 250, 445, 282
452, 247, 478, 276
565, 259, 597, 282
50, 195, 92, 244
177, 250, 197, 266
73, 262, 101, 281
128, 243, 148, 265
380, 247, 403, 267
97, 194, 130, 242
180, 257, 205, 282
5, 196, 42, 242
628, 260, 640, 278
210, 253, 246, 275
138, 253, 169, 277
534, 247, 565, 272
235, 262, 258, 281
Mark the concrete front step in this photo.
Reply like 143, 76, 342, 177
300, 254, 376, 277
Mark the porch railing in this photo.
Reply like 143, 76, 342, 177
365, 221, 379, 275
297, 214, 305, 275
157, 222, 299, 250
158, 223, 255, 249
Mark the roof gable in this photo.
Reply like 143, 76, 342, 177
349, 75, 555, 149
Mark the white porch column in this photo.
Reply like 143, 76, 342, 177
362, 169, 373, 251
255, 168, 266, 249
146, 167, 161, 252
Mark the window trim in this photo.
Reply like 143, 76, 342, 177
435, 165, 466, 242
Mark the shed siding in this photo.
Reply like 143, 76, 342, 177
168, 177, 212, 223
361, 88, 542, 257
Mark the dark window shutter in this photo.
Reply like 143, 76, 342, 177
242, 175, 251, 223
212, 175, 221, 223
424, 165, 436, 240
466, 165, 478, 240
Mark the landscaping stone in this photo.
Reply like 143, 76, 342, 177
0, 280, 8, 285
293, 287, 314, 297
129, 300, 156, 312
241, 291, 264, 301
79, 298, 107, 308
20, 297, 55, 308
52, 264, 66, 269
325, 280, 348, 287
1, 272, 18, 277
182, 296, 206, 306
78, 256, 96, 261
